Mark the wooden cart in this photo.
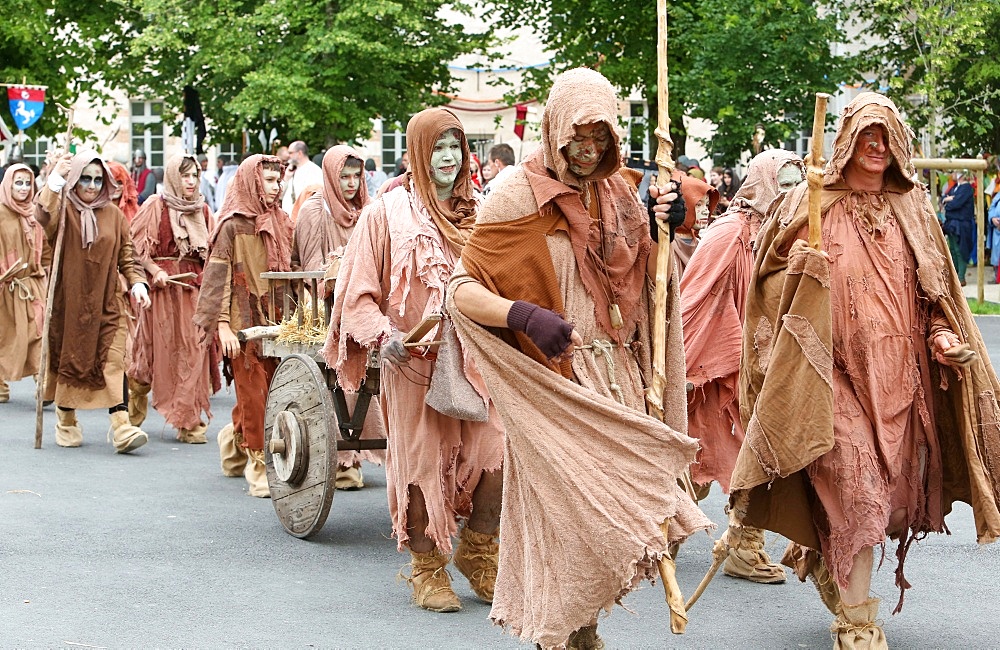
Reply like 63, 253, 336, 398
239, 270, 384, 539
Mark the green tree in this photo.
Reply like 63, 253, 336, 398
836, 0, 1000, 156
487, 0, 852, 165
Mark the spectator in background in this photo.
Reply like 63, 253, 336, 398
391, 152, 409, 178
197, 154, 216, 212
716, 167, 742, 213
483, 143, 515, 195
214, 157, 239, 213
365, 158, 387, 198
942, 171, 976, 285
469, 154, 483, 190
281, 141, 324, 214
480, 154, 495, 185
131, 149, 157, 205
275, 145, 289, 163
989, 190, 1000, 283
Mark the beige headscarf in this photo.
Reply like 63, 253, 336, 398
0, 164, 42, 267
401, 107, 477, 255
64, 151, 117, 249
825, 92, 916, 191
321, 145, 368, 228
728, 149, 805, 217
161, 154, 209, 259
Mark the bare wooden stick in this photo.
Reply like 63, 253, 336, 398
35, 109, 74, 449
807, 93, 830, 250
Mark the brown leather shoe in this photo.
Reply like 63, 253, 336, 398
402, 549, 461, 613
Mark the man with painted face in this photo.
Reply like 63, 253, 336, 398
678, 149, 805, 586
449, 68, 711, 649
293, 145, 386, 491
0, 164, 48, 403
195, 154, 293, 497
128, 154, 220, 445
35, 151, 152, 453
735, 93, 1000, 648
323, 108, 503, 614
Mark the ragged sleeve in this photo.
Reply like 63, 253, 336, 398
194, 220, 235, 331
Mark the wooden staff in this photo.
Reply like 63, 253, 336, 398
643, 0, 687, 635
808, 93, 830, 249
34, 110, 74, 448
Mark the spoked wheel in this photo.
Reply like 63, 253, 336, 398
264, 353, 337, 538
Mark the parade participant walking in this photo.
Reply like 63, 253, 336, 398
324, 108, 503, 614
450, 68, 711, 649
131, 149, 157, 205
679, 149, 805, 584
35, 151, 151, 452
107, 161, 139, 222
734, 93, 1000, 648
292, 144, 384, 489
128, 154, 220, 444
195, 154, 291, 497
670, 174, 718, 280
0, 164, 47, 403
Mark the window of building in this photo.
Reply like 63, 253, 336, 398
381, 129, 406, 174
20, 137, 51, 168
627, 102, 649, 162
130, 100, 166, 168
216, 142, 239, 164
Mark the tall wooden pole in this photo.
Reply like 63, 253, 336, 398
35, 110, 74, 448
646, 0, 686, 635
807, 93, 830, 250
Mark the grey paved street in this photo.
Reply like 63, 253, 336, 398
4, 319, 1000, 648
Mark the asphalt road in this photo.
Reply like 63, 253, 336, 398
3, 320, 1000, 649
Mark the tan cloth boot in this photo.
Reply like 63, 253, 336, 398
0, 379, 9, 403
781, 542, 841, 615
567, 625, 605, 650
453, 527, 498, 603
55, 408, 83, 447
109, 410, 148, 454
402, 549, 461, 613
177, 422, 208, 444
831, 598, 888, 650
217, 423, 247, 477
127, 377, 151, 427
244, 448, 270, 498
723, 526, 787, 584
335, 464, 364, 490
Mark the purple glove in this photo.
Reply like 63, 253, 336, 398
507, 300, 575, 359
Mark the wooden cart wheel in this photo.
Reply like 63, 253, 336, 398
264, 353, 338, 538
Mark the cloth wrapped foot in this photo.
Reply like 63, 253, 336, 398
244, 448, 270, 497
781, 542, 841, 614
722, 526, 786, 584
55, 408, 83, 447
335, 464, 364, 490
109, 410, 148, 453
217, 423, 247, 477
567, 624, 605, 650
177, 422, 208, 444
453, 527, 498, 603
0, 379, 9, 403
401, 549, 461, 613
831, 598, 888, 650
127, 377, 151, 427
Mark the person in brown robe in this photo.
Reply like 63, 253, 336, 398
322, 108, 503, 614
34, 151, 151, 453
0, 164, 48, 402
669, 174, 718, 281
679, 149, 804, 585
450, 67, 712, 650
292, 144, 386, 490
128, 154, 220, 443
194, 154, 292, 497
734, 92, 1000, 648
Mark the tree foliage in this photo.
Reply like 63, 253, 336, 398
487, 0, 852, 164
835, 0, 1000, 157
2, 0, 489, 152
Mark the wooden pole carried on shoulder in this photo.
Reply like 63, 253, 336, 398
35, 109, 74, 448
645, 0, 687, 635
808, 93, 830, 250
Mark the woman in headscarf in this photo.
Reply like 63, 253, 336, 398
128, 154, 220, 444
468, 153, 483, 190
107, 161, 139, 222
0, 164, 47, 403
450, 67, 711, 649
678, 149, 805, 585
292, 144, 384, 490
34, 150, 151, 453
194, 154, 292, 497
322, 108, 503, 615
669, 174, 719, 281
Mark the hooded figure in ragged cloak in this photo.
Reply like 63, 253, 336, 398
679, 149, 805, 585
734, 92, 1000, 649
450, 67, 712, 650
321, 108, 504, 616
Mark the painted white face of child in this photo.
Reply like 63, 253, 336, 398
11, 170, 32, 202
75, 162, 104, 202
340, 163, 362, 201
430, 130, 463, 196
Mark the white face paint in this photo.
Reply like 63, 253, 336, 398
11, 170, 32, 202
694, 196, 710, 230
75, 162, 104, 202
565, 123, 611, 177
340, 163, 362, 201
776, 163, 804, 193
430, 130, 463, 198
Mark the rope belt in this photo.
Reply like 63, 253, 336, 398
6, 277, 35, 301
588, 339, 624, 405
